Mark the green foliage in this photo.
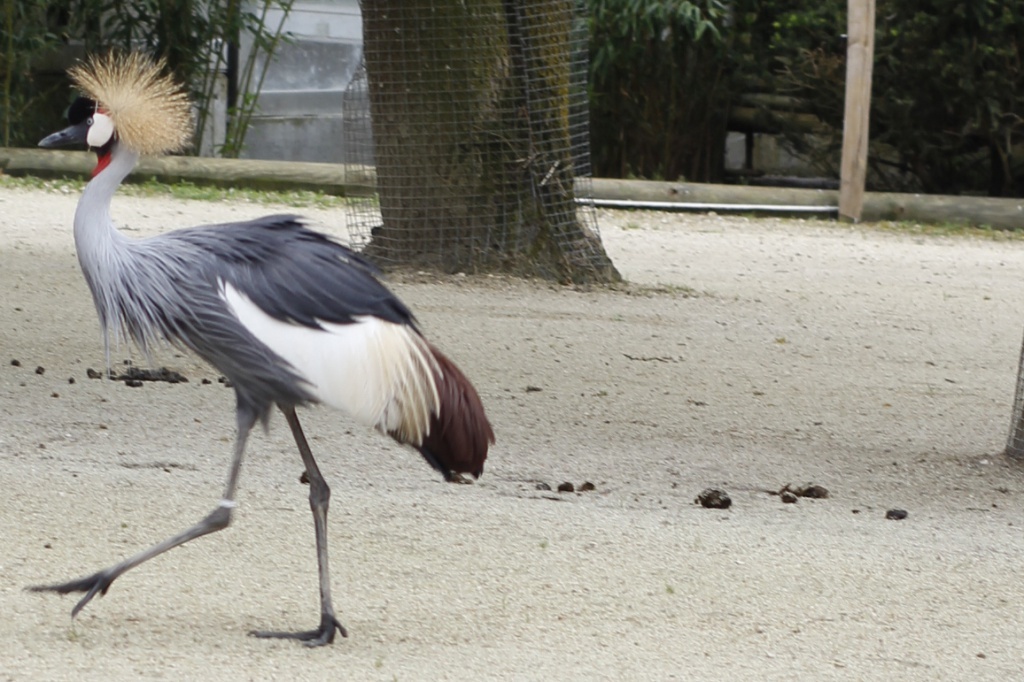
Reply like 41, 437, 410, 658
0, 0, 64, 147
731, 0, 1024, 196
872, 1, 1022, 195
589, 0, 1023, 195
219, 0, 295, 158
587, 0, 732, 181
0, 0, 293, 156
74, 0, 294, 157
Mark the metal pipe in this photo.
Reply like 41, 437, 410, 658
580, 197, 839, 215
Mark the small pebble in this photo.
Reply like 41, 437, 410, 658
35, 366, 45, 375
885, 508, 908, 520
10, 359, 20, 367
579, 481, 596, 492
86, 368, 102, 379
68, 377, 75, 384
695, 488, 732, 509
795, 484, 829, 499
535, 482, 551, 491
557, 482, 575, 493
779, 483, 830, 499
780, 491, 798, 504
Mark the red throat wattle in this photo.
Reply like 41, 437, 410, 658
92, 150, 112, 178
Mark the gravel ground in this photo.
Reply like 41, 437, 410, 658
2, 183, 1024, 680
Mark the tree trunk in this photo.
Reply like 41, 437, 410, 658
361, 0, 619, 283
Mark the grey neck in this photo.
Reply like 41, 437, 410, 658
73, 142, 140, 255
72, 141, 141, 362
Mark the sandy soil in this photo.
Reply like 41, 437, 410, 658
2, 182, 1024, 680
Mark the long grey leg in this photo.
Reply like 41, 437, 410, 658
250, 404, 346, 647
27, 404, 258, 618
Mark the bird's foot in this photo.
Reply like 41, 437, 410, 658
26, 568, 117, 618
249, 613, 347, 647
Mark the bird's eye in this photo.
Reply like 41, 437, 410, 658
86, 117, 94, 126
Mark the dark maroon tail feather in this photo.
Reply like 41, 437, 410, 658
414, 343, 493, 480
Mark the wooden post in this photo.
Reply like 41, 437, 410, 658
838, 0, 876, 222
1007, 327, 1024, 459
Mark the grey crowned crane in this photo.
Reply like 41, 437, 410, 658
28, 52, 494, 647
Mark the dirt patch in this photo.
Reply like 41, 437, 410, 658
2, 188, 1024, 679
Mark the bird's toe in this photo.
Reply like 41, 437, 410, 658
249, 613, 347, 647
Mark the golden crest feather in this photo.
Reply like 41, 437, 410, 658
69, 52, 193, 156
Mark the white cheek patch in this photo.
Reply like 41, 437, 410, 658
87, 112, 115, 148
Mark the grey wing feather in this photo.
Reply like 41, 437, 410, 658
114, 214, 415, 414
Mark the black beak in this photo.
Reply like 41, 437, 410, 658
39, 121, 90, 149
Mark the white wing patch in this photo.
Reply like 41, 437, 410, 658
221, 281, 440, 443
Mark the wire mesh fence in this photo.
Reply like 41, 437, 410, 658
341, 1, 611, 279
